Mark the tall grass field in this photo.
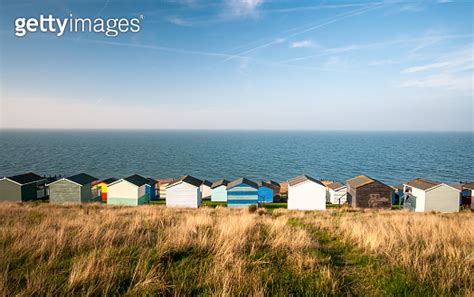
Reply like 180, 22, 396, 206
0, 203, 472, 296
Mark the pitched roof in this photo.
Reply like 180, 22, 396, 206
67, 173, 97, 186
159, 177, 181, 184
6, 172, 44, 185
327, 181, 346, 190
227, 178, 258, 189
167, 175, 203, 188
447, 183, 463, 191
211, 179, 229, 188
266, 180, 281, 188
463, 182, 474, 190
288, 175, 324, 187
346, 175, 375, 189
404, 178, 441, 191
124, 174, 148, 187
146, 177, 158, 185
201, 180, 212, 187
101, 177, 117, 184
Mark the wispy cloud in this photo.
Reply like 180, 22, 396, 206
223, 2, 385, 61
400, 47, 473, 95
283, 33, 474, 63
290, 40, 319, 49
225, 0, 264, 17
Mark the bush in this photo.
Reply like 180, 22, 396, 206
248, 204, 257, 213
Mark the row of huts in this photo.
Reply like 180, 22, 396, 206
0, 172, 473, 213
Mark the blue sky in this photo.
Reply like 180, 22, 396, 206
0, 0, 472, 131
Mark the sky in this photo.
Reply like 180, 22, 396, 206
0, 0, 473, 131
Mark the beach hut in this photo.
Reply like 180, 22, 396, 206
266, 180, 282, 200
326, 181, 347, 205
463, 182, 474, 210
200, 180, 212, 199
158, 177, 179, 200
211, 179, 229, 202
48, 173, 98, 204
288, 175, 326, 210
166, 175, 203, 208
257, 181, 274, 203
227, 178, 259, 208
0, 172, 46, 202
146, 178, 158, 201
107, 174, 150, 206
402, 178, 460, 213
346, 175, 392, 209
96, 177, 117, 202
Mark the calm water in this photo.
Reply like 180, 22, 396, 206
0, 130, 472, 185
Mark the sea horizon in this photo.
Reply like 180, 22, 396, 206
1, 129, 472, 185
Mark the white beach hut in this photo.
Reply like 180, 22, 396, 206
288, 175, 326, 210
402, 178, 460, 213
107, 174, 149, 206
200, 180, 212, 199
166, 175, 203, 208
326, 181, 347, 205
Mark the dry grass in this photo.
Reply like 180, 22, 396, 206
297, 208, 474, 295
0, 203, 472, 296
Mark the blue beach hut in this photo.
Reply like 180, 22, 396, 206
227, 178, 259, 208
146, 177, 158, 201
258, 181, 274, 203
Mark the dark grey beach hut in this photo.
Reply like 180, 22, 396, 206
48, 173, 98, 204
0, 172, 46, 202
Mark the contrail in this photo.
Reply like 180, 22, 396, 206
222, 2, 387, 62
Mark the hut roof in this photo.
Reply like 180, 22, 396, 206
168, 175, 203, 188
265, 180, 281, 188
123, 174, 148, 187
146, 177, 158, 185
5, 172, 44, 185
67, 173, 98, 186
159, 177, 180, 184
288, 175, 324, 187
202, 180, 212, 187
211, 179, 229, 188
404, 178, 441, 191
463, 182, 474, 190
346, 175, 376, 189
227, 178, 258, 189
327, 181, 346, 190
101, 177, 117, 184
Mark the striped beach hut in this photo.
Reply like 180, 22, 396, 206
257, 181, 274, 203
107, 174, 150, 206
0, 172, 47, 202
166, 175, 203, 208
211, 179, 229, 202
48, 173, 98, 204
96, 178, 117, 202
227, 178, 259, 208
288, 175, 326, 210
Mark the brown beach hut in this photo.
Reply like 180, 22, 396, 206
346, 175, 392, 208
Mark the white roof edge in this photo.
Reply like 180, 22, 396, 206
47, 177, 82, 187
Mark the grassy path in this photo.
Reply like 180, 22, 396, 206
290, 218, 433, 296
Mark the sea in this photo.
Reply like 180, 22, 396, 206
1, 130, 473, 185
